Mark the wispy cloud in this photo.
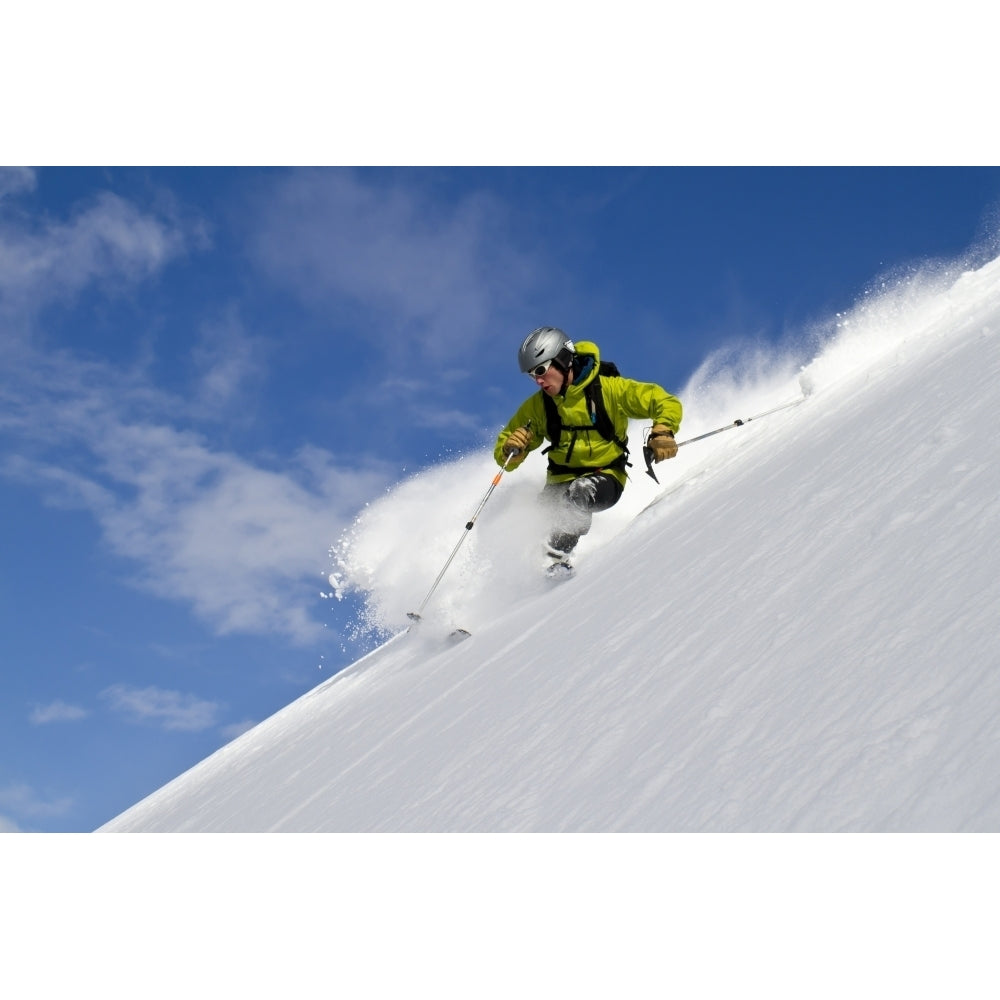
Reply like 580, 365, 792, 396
93, 432, 385, 642
0, 166, 35, 202
0, 175, 197, 316
0, 176, 399, 645
190, 305, 269, 418
247, 169, 546, 363
101, 684, 219, 731
0, 782, 74, 820
2, 383, 394, 643
30, 700, 89, 724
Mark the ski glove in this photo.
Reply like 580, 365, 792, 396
647, 425, 678, 462
502, 426, 533, 467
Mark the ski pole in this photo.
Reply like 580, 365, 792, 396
643, 393, 808, 482
408, 422, 530, 622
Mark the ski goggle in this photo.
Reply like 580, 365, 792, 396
527, 359, 556, 378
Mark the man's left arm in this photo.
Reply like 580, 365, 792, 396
616, 378, 682, 463
617, 378, 683, 433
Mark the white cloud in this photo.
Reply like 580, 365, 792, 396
101, 684, 219, 732
247, 169, 545, 363
93, 432, 380, 642
0, 166, 36, 201
30, 700, 89, 724
0, 177, 397, 645
0, 188, 193, 314
0, 782, 74, 819
3, 387, 394, 644
191, 305, 269, 417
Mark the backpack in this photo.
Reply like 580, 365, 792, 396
541, 360, 631, 475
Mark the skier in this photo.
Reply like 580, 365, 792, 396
495, 326, 683, 576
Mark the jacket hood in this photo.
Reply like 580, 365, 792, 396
567, 340, 601, 394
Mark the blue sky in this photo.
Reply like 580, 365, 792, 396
3, 165, 1000, 832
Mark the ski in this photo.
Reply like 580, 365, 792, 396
407, 612, 471, 643
545, 562, 575, 582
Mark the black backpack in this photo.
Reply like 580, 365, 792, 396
541, 360, 631, 475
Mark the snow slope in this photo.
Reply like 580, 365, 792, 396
100, 253, 1000, 833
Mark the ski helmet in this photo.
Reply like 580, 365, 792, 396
518, 326, 575, 374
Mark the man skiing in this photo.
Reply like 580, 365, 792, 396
495, 326, 683, 576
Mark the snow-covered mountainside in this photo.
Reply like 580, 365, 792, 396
100, 254, 1000, 832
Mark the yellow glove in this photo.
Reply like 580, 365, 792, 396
647, 424, 677, 461
502, 426, 533, 466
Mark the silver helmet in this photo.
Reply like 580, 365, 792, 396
518, 326, 575, 374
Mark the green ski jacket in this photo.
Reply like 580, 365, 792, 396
494, 340, 683, 488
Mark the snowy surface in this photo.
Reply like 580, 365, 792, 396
99, 253, 1000, 834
